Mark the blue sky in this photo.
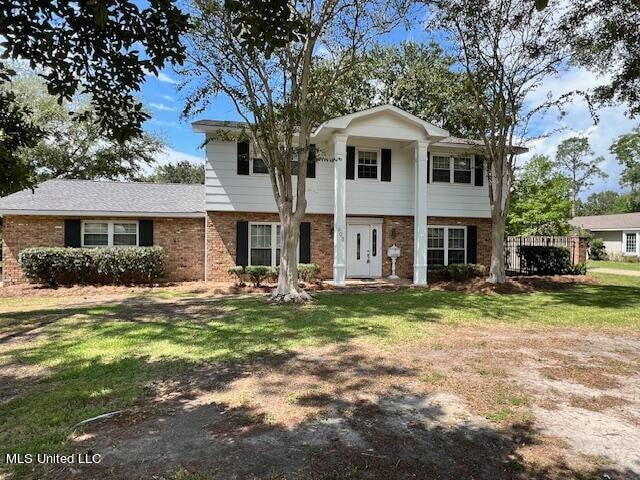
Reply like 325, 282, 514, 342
140, 8, 637, 199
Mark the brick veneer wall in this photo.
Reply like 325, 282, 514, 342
205, 211, 492, 282
2, 216, 65, 285
205, 212, 333, 282
1, 215, 205, 285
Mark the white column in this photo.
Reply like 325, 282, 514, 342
414, 140, 429, 285
333, 134, 348, 286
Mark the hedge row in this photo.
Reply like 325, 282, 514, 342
19, 247, 165, 287
228, 263, 321, 287
428, 263, 485, 281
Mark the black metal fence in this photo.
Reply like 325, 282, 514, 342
505, 236, 578, 275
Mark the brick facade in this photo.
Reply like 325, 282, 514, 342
205, 212, 333, 282
1, 215, 205, 285
205, 211, 492, 282
2, 213, 492, 285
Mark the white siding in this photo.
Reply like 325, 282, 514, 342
597, 230, 623, 255
204, 113, 491, 218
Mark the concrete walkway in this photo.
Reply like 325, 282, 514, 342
590, 267, 640, 277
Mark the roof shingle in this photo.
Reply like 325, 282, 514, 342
0, 179, 205, 217
570, 212, 640, 231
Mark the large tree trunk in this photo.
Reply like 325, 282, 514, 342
271, 210, 311, 304
488, 212, 506, 284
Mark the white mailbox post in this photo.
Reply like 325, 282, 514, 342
387, 244, 401, 279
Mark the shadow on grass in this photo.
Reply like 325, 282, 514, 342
1, 281, 639, 478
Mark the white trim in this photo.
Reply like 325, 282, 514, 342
0, 210, 204, 218
623, 231, 639, 255
355, 147, 381, 181
247, 222, 299, 267
346, 217, 384, 225
81, 220, 139, 248
430, 155, 475, 186
426, 225, 468, 266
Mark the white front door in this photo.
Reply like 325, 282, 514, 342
347, 224, 372, 277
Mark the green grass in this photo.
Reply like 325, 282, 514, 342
1, 273, 639, 477
588, 260, 640, 271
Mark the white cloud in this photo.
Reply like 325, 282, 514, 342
151, 147, 203, 169
159, 94, 174, 101
521, 67, 637, 198
143, 68, 180, 85
149, 102, 178, 112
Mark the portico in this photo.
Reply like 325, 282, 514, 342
312, 104, 450, 286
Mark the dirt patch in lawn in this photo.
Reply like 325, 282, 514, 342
0, 274, 598, 301
58, 326, 640, 480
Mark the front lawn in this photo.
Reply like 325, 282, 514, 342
1, 273, 639, 478
588, 259, 640, 271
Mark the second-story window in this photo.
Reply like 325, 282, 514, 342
432, 156, 451, 182
453, 158, 472, 184
252, 158, 269, 174
357, 150, 378, 179
432, 156, 473, 184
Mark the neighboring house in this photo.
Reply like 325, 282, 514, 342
0, 105, 525, 286
570, 212, 640, 256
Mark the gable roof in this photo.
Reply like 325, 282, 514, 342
570, 212, 640, 231
313, 104, 450, 139
0, 179, 205, 217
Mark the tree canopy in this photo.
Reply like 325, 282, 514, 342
324, 42, 477, 137
554, 136, 607, 217
4, 72, 162, 190
610, 127, 640, 201
146, 161, 205, 184
508, 155, 572, 235
0, 0, 189, 141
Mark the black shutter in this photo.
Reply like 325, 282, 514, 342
346, 146, 355, 180
306, 144, 316, 178
381, 148, 392, 182
237, 140, 250, 175
299, 222, 311, 263
139, 220, 154, 246
236, 221, 249, 266
64, 219, 81, 247
474, 156, 484, 186
427, 151, 431, 183
467, 225, 478, 264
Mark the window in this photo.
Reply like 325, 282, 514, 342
453, 158, 472, 184
431, 156, 474, 184
427, 227, 445, 265
82, 221, 138, 247
83, 222, 109, 247
432, 156, 451, 183
625, 233, 637, 254
252, 158, 269, 174
249, 223, 283, 267
372, 228, 377, 257
357, 150, 378, 179
427, 226, 466, 265
447, 228, 466, 264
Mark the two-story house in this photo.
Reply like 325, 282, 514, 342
0, 105, 505, 286
195, 104, 494, 285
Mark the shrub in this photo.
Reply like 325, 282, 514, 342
245, 265, 271, 287
298, 263, 320, 283
447, 263, 485, 281
19, 247, 165, 287
609, 253, 640, 263
589, 238, 607, 260
567, 262, 587, 275
228, 266, 245, 285
517, 245, 571, 275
